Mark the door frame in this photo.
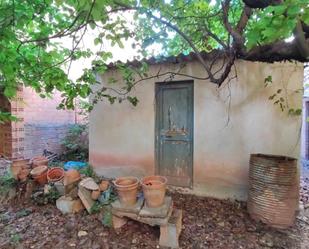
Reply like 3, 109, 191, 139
154, 80, 194, 188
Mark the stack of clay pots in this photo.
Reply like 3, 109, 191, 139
27, 156, 49, 185
11, 159, 31, 182
30, 165, 48, 185
114, 175, 167, 208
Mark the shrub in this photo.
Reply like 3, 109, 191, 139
60, 124, 88, 161
0, 172, 16, 195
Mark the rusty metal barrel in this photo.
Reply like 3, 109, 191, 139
247, 154, 299, 228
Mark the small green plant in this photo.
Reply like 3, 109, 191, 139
0, 213, 10, 223
0, 172, 16, 195
60, 124, 88, 161
16, 209, 32, 218
79, 164, 95, 178
10, 233, 21, 246
45, 187, 61, 204
101, 207, 112, 227
90, 202, 104, 214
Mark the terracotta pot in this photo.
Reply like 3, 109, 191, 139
114, 177, 139, 206
141, 176, 167, 208
91, 190, 101, 200
31, 156, 48, 168
18, 168, 30, 182
64, 169, 81, 185
11, 159, 30, 180
47, 167, 64, 183
30, 165, 48, 185
99, 180, 109, 192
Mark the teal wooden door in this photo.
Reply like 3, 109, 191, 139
155, 81, 193, 187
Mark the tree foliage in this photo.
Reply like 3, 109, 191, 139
0, 0, 308, 121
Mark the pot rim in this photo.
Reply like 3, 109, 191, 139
250, 153, 296, 162
30, 165, 48, 176
47, 167, 64, 181
141, 175, 167, 189
114, 176, 139, 188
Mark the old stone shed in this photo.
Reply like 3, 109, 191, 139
90, 53, 303, 200
0, 87, 80, 159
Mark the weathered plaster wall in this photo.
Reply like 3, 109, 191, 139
90, 60, 303, 200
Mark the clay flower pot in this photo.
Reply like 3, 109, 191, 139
99, 180, 109, 192
31, 156, 48, 168
47, 167, 64, 183
63, 169, 81, 185
11, 159, 30, 180
141, 175, 167, 208
114, 177, 139, 206
91, 190, 101, 200
30, 165, 48, 185
18, 168, 30, 182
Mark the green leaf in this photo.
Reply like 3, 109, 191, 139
4, 87, 16, 98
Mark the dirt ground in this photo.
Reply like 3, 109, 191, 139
0, 191, 308, 249
0, 158, 309, 249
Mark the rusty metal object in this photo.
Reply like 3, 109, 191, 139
248, 154, 299, 229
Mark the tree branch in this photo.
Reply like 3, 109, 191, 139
242, 0, 282, 9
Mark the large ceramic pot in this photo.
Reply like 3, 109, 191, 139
30, 165, 48, 185
114, 177, 139, 206
64, 169, 81, 185
11, 159, 30, 180
141, 175, 167, 208
18, 168, 30, 182
31, 156, 48, 168
47, 167, 64, 183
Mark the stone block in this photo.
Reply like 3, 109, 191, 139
54, 181, 65, 196
56, 196, 85, 214
78, 186, 95, 214
64, 181, 79, 195
159, 209, 182, 248
112, 215, 128, 229
140, 196, 172, 218
111, 197, 144, 214
112, 206, 172, 227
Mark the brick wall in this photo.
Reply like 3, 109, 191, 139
1, 86, 86, 159
0, 94, 11, 157
0, 88, 25, 159
23, 124, 72, 159
21, 87, 79, 158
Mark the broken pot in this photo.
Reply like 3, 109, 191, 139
99, 180, 109, 192
47, 167, 64, 183
114, 176, 139, 206
91, 190, 101, 200
64, 169, 81, 186
30, 165, 48, 185
79, 177, 99, 191
141, 175, 167, 208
